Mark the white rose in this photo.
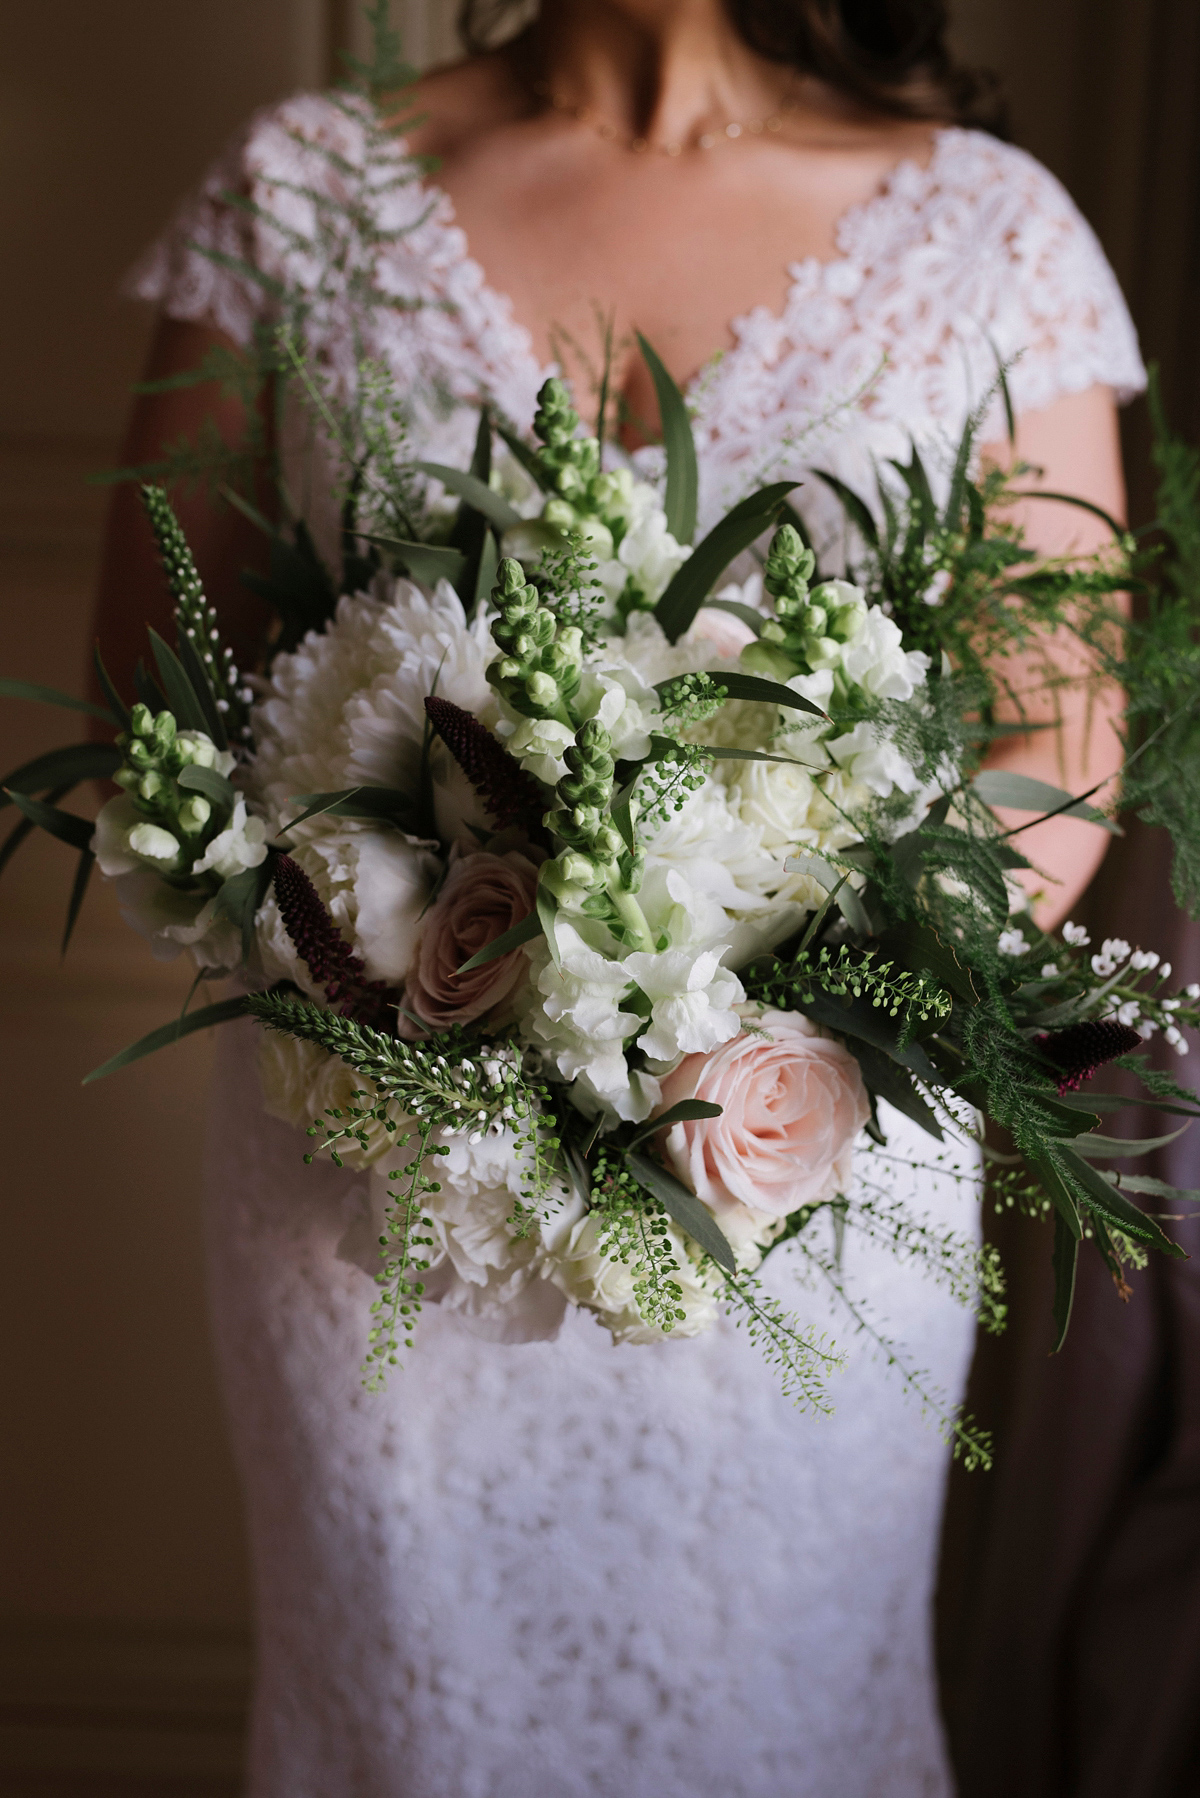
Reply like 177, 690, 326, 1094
548, 1212, 719, 1344
258, 1032, 398, 1166
733, 757, 820, 849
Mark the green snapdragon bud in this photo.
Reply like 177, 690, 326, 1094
177, 795, 212, 835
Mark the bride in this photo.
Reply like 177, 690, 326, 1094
96, 3, 1143, 1792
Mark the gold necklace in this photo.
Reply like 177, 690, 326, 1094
531, 78, 798, 158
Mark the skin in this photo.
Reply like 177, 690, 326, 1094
93, 0, 1129, 927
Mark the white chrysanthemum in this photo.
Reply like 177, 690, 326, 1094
250, 576, 496, 843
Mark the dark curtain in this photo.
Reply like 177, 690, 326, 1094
937, 3, 1200, 1794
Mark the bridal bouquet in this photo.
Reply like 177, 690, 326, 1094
6, 327, 1200, 1465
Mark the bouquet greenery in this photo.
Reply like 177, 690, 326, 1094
5, 25, 1200, 1467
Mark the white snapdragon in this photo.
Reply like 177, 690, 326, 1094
623, 945, 744, 1067
839, 604, 930, 701
524, 923, 657, 1120
826, 720, 922, 799
190, 798, 269, 881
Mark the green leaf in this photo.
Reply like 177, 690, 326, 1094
93, 646, 131, 732
83, 995, 249, 1084
636, 333, 699, 546
626, 1150, 737, 1274
971, 769, 1121, 833
61, 848, 95, 954
1050, 1210, 1079, 1353
147, 628, 209, 733
536, 882, 560, 970
0, 743, 120, 810
793, 984, 944, 1083
1057, 1145, 1187, 1257
474, 526, 499, 609
495, 424, 553, 493
713, 670, 828, 717
1114, 1173, 1200, 1203
411, 461, 521, 532
654, 481, 799, 643
0, 677, 115, 725
4, 790, 94, 851
709, 746, 821, 766
456, 909, 542, 975
362, 535, 467, 589
625, 1100, 723, 1151
214, 859, 273, 962
702, 598, 763, 636
287, 787, 421, 830
849, 1041, 944, 1141
177, 764, 237, 808
1006, 489, 1125, 540
1065, 1126, 1190, 1159
174, 625, 228, 750
873, 921, 980, 1004
811, 471, 879, 548
133, 658, 167, 714
610, 782, 637, 854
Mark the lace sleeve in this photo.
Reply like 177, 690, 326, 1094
977, 139, 1146, 417
123, 108, 278, 346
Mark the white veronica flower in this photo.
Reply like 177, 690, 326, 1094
623, 945, 745, 1067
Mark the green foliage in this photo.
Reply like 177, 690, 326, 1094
590, 1148, 689, 1334
720, 1275, 845, 1414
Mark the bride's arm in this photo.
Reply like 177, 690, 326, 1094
90, 318, 274, 706
976, 381, 1129, 932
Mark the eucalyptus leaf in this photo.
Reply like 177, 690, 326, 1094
654, 481, 799, 643
710, 671, 827, 718
363, 535, 467, 589
410, 461, 521, 532
626, 1150, 737, 1273
625, 1099, 723, 1151
702, 598, 763, 636
1065, 1126, 1190, 1159
636, 333, 698, 546
4, 790, 94, 852
174, 626, 228, 750
1057, 1145, 1187, 1256
495, 423, 552, 493
456, 909, 541, 975
1050, 1209, 1079, 1353
83, 994, 249, 1084
0, 743, 120, 810
61, 848, 95, 954
92, 647, 131, 732
147, 628, 208, 733
1114, 1173, 1200, 1203
971, 769, 1121, 833
0, 676, 115, 724
288, 786, 420, 830
537, 882, 560, 970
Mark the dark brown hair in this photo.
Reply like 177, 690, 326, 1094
458, 0, 1006, 134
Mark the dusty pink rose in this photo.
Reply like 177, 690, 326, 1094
658, 1009, 869, 1219
404, 850, 539, 1030
689, 606, 758, 660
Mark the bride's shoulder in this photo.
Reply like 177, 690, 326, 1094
920, 127, 1094, 239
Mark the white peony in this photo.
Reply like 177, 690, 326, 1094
256, 825, 437, 991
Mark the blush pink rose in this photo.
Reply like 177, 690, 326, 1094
658, 1009, 869, 1219
404, 850, 539, 1031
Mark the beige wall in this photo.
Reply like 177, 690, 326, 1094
0, 6, 457, 1790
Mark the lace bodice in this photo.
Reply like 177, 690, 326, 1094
131, 89, 1144, 557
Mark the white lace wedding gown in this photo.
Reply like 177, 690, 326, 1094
133, 93, 1144, 1798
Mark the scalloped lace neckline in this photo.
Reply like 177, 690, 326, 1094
384, 108, 957, 404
